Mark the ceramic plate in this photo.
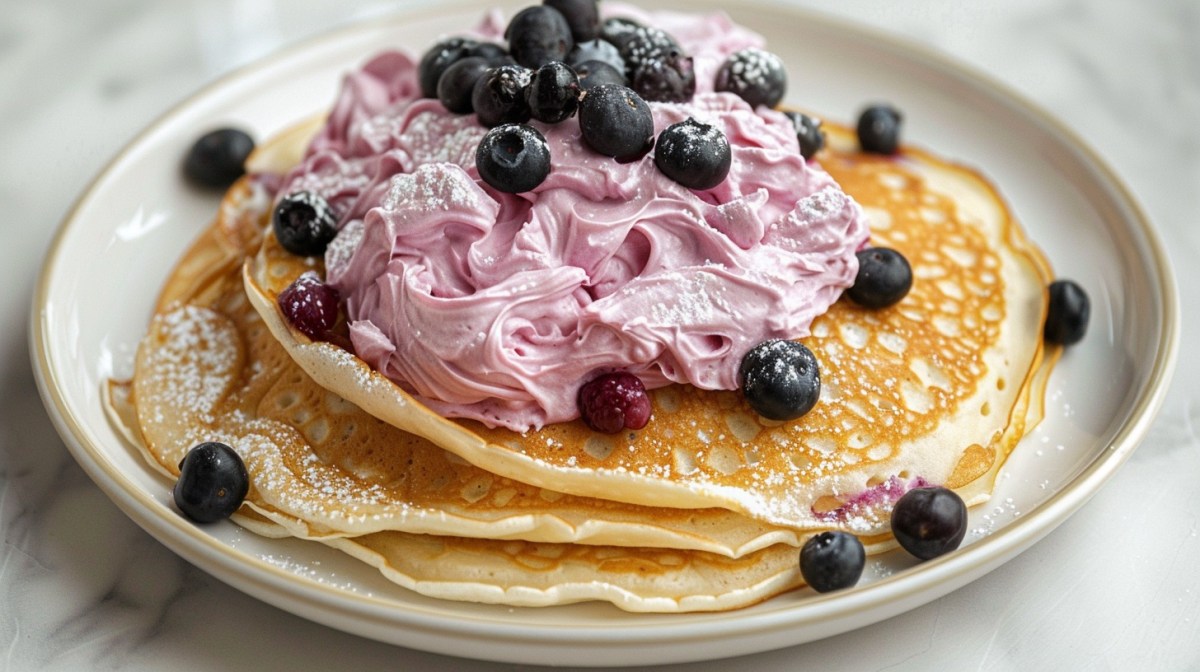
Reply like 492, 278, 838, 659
31, 0, 1177, 666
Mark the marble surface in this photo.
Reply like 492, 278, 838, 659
7, 0, 1199, 669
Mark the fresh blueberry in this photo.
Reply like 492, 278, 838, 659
738, 339, 821, 421
506, 5, 574, 69
527, 61, 580, 123
577, 372, 651, 433
418, 37, 478, 99
472, 64, 534, 127
1044, 279, 1090, 345
617, 26, 681, 79
890, 487, 968, 560
183, 127, 255, 189
475, 123, 552, 193
575, 60, 627, 90
543, 0, 600, 42
567, 38, 625, 74
174, 442, 249, 524
799, 531, 866, 593
631, 52, 695, 103
278, 271, 341, 341
857, 104, 903, 155
847, 247, 912, 309
273, 191, 337, 256
784, 111, 826, 161
437, 56, 493, 114
654, 117, 731, 190
465, 41, 509, 62
578, 84, 655, 162
600, 16, 643, 52
715, 48, 788, 109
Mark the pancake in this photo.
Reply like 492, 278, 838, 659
245, 121, 1054, 534
111, 171, 815, 558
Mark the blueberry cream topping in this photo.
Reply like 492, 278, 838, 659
274, 4, 870, 431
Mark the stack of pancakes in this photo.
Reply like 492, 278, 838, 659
107, 118, 1055, 612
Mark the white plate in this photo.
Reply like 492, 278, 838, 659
30, 0, 1178, 666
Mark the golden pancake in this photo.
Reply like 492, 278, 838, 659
245, 121, 1054, 534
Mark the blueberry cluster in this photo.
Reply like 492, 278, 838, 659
418, 1, 771, 194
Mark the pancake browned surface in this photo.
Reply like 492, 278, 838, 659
246, 122, 1053, 534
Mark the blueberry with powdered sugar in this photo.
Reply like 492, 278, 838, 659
577, 84, 655, 162
618, 25, 682, 79
575, 60, 626, 90
784, 111, 826, 160
631, 51, 695, 103
654, 117, 731, 190
273, 191, 337, 256
418, 37, 479, 99
506, 5, 574, 69
599, 16, 643, 52
475, 123, 552, 193
527, 61, 581, 123
567, 38, 625, 74
715, 47, 788, 109
738, 339, 821, 421
543, 0, 600, 42
472, 64, 534, 127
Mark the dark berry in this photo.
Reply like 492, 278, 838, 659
738, 339, 821, 421
567, 39, 625, 74
418, 37, 478, 99
544, 0, 600, 42
890, 487, 968, 560
618, 26, 681, 78
577, 372, 651, 433
578, 84, 654, 162
784, 111, 826, 161
847, 247, 912, 309
174, 442, 249, 523
465, 41, 509, 62
1044, 279, 1090, 345
715, 48, 787, 109
183, 127, 255, 189
600, 16, 643, 52
506, 5, 574, 69
472, 64, 533, 127
631, 52, 695, 103
437, 56, 492, 114
273, 191, 337, 256
654, 117, 731, 190
277, 271, 341, 341
475, 123, 552, 193
857, 104, 903, 155
575, 60, 627, 90
527, 61, 580, 123
799, 531, 866, 593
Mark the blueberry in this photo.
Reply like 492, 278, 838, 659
567, 38, 625, 74
577, 372, 651, 433
631, 52, 695, 103
475, 123, 552, 193
890, 487, 968, 560
465, 41, 509, 62
738, 339, 821, 421
578, 84, 654, 162
600, 16, 643, 53
715, 48, 787, 109
183, 127, 255, 189
278, 271, 341, 341
654, 117, 731, 190
418, 37, 478, 99
472, 64, 533, 127
437, 56, 493, 114
575, 60, 627, 90
799, 531, 866, 593
784, 111, 826, 161
527, 61, 580, 123
273, 191, 337, 256
847, 247, 912, 309
543, 0, 600, 42
506, 5, 574, 69
174, 442, 249, 523
617, 26, 681, 79
1044, 279, 1090, 345
857, 104, 903, 155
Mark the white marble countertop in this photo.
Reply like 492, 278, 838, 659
6, 0, 1199, 669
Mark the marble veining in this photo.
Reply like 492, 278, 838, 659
5, 0, 1200, 669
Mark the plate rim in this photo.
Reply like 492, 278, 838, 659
29, 0, 1180, 663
